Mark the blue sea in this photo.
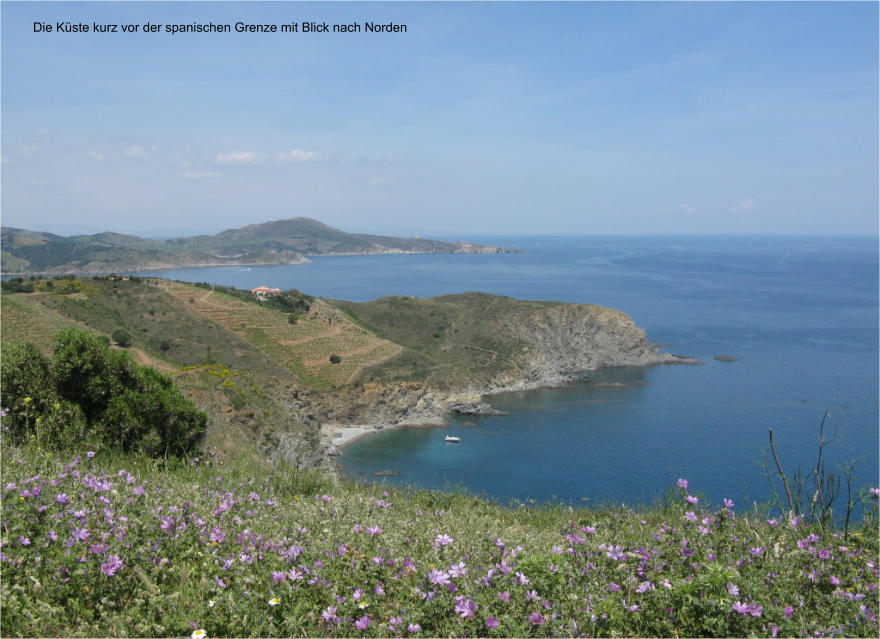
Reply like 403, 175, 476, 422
144, 236, 878, 514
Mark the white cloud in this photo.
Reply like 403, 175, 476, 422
18, 145, 39, 157
730, 197, 756, 212
124, 145, 145, 158
369, 177, 392, 186
215, 151, 261, 165
277, 149, 320, 162
183, 169, 220, 180
88, 150, 104, 162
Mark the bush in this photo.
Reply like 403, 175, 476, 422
111, 328, 132, 347
329, 354, 342, 364
1, 329, 206, 456
160, 340, 171, 352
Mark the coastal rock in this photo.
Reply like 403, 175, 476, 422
492, 304, 697, 390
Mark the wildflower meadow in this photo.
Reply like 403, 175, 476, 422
1, 441, 877, 637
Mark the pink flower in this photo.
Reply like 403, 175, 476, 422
732, 601, 750, 616
606, 545, 626, 561
433, 533, 453, 549
454, 596, 477, 618
685, 495, 699, 505
101, 554, 123, 576
676, 478, 689, 490
723, 498, 734, 508
428, 568, 450, 586
355, 615, 370, 630
486, 615, 500, 629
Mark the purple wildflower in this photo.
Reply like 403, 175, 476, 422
606, 545, 626, 561
723, 498, 734, 508
636, 581, 653, 594
686, 495, 699, 505
355, 615, 371, 630
529, 612, 545, 626
486, 615, 500, 629
428, 568, 450, 586
101, 554, 123, 576
676, 478, 689, 490
454, 596, 477, 618
366, 525, 382, 536
407, 623, 421, 633
732, 601, 750, 616
433, 533, 453, 549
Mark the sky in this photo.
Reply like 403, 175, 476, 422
1, 1, 877, 237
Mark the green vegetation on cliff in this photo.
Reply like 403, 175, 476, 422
332, 293, 560, 388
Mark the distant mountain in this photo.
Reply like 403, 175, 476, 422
0, 217, 520, 274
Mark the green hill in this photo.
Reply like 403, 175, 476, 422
0, 218, 519, 274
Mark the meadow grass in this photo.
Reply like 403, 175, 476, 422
2, 440, 877, 638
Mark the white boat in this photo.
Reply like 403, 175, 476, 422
444, 434, 461, 443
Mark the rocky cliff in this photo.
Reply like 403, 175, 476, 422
298, 302, 696, 461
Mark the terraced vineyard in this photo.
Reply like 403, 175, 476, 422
0, 293, 95, 352
156, 281, 401, 390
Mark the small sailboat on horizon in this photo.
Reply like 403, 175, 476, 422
444, 434, 461, 443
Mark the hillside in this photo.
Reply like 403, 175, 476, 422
1, 277, 692, 468
0, 218, 519, 274
331, 292, 685, 391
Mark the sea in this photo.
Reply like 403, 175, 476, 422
141, 235, 877, 515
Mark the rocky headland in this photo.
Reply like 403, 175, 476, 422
293, 302, 698, 462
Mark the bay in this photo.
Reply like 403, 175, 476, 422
144, 235, 878, 512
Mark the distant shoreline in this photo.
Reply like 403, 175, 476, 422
1, 247, 525, 278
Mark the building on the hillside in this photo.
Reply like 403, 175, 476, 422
251, 286, 282, 301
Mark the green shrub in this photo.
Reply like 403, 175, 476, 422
111, 328, 131, 347
329, 353, 342, 364
1, 329, 205, 456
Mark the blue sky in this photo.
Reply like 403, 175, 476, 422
2, 1, 877, 237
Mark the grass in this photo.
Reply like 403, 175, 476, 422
331, 293, 561, 389
2, 437, 877, 638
